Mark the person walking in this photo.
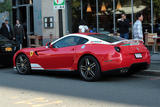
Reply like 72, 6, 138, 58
0, 23, 5, 35
14, 20, 25, 50
118, 13, 130, 39
0, 20, 13, 40
133, 13, 144, 40
78, 20, 89, 33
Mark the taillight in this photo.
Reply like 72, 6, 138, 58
114, 46, 121, 52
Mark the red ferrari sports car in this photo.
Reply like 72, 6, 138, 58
13, 33, 150, 81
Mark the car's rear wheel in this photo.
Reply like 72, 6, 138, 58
16, 54, 31, 74
79, 55, 101, 81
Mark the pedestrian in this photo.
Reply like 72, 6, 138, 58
89, 25, 94, 33
133, 13, 144, 41
117, 13, 130, 39
0, 23, 5, 34
78, 20, 89, 33
14, 20, 25, 50
0, 20, 13, 40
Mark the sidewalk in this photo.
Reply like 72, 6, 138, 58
139, 53, 160, 76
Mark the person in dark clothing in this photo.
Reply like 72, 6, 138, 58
118, 13, 130, 39
0, 20, 13, 40
14, 20, 25, 50
0, 23, 5, 34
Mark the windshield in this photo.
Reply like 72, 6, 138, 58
88, 34, 125, 43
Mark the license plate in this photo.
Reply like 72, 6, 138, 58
135, 53, 142, 59
5, 47, 12, 52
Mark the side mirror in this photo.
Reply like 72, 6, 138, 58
49, 43, 53, 48
45, 42, 52, 48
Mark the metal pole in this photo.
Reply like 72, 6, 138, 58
151, 0, 154, 33
113, 0, 116, 33
131, 0, 134, 38
26, 6, 30, 47
58, 9, 64, 37
81, 0, 83, 20
96, 0, 99, 32
65, 1, 69, 34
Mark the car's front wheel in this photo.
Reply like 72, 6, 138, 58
78, 55, 101, 81
16, 54, 31, 74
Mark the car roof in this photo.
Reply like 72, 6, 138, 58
73, 33, 100, 36
73, 33, 100, 35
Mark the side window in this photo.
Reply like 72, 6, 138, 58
53, 36, 80, 48
77, 37, 88, 45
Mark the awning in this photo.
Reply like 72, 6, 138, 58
116, 5, 146, 14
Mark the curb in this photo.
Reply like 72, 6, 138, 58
151, 61, 160, 64
137, 69, 160, 76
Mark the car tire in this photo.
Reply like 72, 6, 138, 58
78, 55, 101, 81
16, 54, 31, 74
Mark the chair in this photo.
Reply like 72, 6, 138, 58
144, 33, 157, 46
28, 35, 43, 47
145, 33, 160, 51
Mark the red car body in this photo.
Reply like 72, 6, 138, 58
13, 33, 150, 81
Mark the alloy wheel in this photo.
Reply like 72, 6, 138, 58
16, 54, 31, 74
79, 56, 101, 81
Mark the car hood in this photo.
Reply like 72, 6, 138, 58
0, 40, 17, 46
0, 35, 16, 46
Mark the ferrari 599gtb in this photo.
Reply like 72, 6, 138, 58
13, 33, 150, 81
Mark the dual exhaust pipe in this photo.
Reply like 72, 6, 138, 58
120, 68, 128, 73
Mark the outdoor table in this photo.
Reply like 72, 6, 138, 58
152, 36, 160, 54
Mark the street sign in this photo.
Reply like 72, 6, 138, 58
53, 0, 65, 9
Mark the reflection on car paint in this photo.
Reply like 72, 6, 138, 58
81, 45, 85, 49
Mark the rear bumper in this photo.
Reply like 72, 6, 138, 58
103, 62, 150, 74
101, 49, 150, 72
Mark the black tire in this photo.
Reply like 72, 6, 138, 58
78, 55, 101, 81
15, 54, 31, 74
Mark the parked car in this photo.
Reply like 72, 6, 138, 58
0, 34, 17, 66
13, 33, 150, 81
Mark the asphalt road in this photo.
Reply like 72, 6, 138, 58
0, 67, 160, 107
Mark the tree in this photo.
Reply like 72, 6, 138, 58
0, 0, 12, 13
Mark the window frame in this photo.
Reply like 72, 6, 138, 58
52, 36, 88, 48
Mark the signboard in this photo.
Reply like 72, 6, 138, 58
53, 0, 65, 9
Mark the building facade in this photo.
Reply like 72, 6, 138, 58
12, 0, 70, 45
12, 0, 159, 46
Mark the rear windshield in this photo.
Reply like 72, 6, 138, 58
88, 34, 125, 43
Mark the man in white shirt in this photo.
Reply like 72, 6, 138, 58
78, 20, 89, 33
133, 13, 144, 40
79, 25, 89, 33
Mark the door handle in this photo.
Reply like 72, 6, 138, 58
72, 48, 75, 51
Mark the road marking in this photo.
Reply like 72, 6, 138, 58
15, 97, 46, 104
14, 97, 63, 107
11, 96, 19, 99
32, 100, 63, 107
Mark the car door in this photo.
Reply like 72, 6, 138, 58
37, 36, 81, 70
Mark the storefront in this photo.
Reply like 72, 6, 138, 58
12, 0, 34, 46
11, 0, 160, 45
70, 0, 158, 37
